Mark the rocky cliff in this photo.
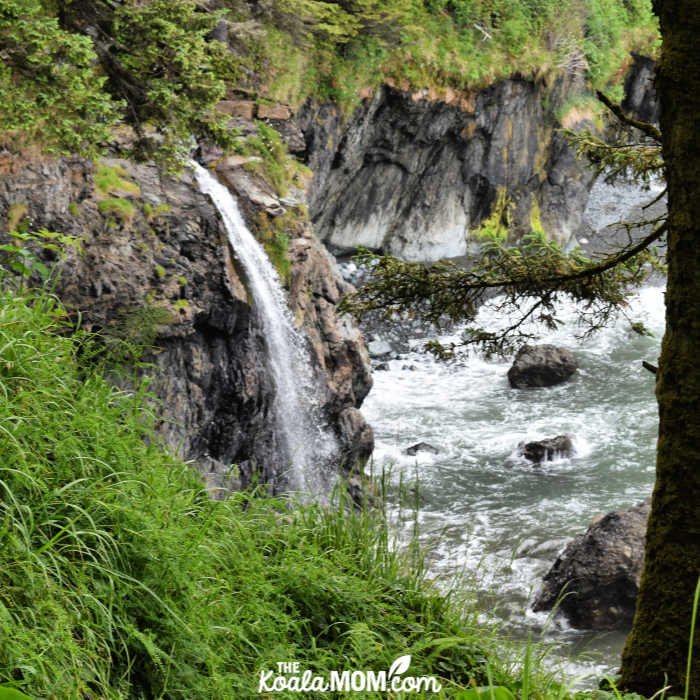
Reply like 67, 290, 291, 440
0, 149, 372, 495
298, 71, 596, 262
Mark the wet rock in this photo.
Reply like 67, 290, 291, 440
404, 442, 439, 456
298, 75, 593, 262
367, 339, 392, 358
521, 435, 574, 462
532, 499, 651, 629
0, 153, 373, 493
507, 344, 578, 388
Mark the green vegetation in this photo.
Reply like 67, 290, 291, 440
253, 206, 310, 285
95, 163, 141, 197
98, 198, 137, 225
227, 0, 659, 110
4, 288, 695, 700
0, 0, 239, 167
4, 204, 28, 233
0, 289, 513, 699
1, 0, 657, 167
236, 121, 310, 197
67, 202, 79, 217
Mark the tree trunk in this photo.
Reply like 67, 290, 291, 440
619, 2, 700, 697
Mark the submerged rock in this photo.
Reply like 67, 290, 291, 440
532, 499, 650, 629
507, 344, 578, 388
404, 442, 440, 456
521, 435, 574, 462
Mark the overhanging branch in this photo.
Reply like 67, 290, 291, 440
596, 90, 662, 142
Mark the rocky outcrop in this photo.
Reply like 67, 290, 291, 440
622, 54, 659, 125
507, 345, 578, 388
0, 150, 372, 493
297, 73, 595, 262
521, 435, 574, 462
532, 499, 650, 629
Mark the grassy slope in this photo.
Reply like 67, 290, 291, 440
0, 289, 562, 699
230, 0, 659, 111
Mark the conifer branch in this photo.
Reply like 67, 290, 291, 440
596, 90, 662, 142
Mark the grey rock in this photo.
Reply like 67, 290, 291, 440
521, 435, 574, 462
0, 153, 373, 494
367, 339, 392, 358
508, 344, 578, 388
404, 442, 440, 456
622, 54, 659, 125
375, 362, 390, 371
298, 73, 593, 263
532, 499, 651, 629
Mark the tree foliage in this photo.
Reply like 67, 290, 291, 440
0, 0, 240, 167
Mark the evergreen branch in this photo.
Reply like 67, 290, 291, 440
596, 90, 662, 142
340, 220, 666, 352
538, 220, 666, 285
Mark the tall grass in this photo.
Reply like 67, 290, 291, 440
0, 290, 495, 698
2, 289, 695, 699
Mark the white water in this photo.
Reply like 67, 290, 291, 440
364, 286, 664, 677
192, 163, 335, 493
362, 170, 667, 678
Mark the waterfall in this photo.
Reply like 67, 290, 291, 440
192, 162, 335, 494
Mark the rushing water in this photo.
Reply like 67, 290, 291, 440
362, 174, 667, 678
364, 287, 664, 676
192, 163, 335, 493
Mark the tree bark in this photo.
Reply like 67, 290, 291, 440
619, 2, 700, 697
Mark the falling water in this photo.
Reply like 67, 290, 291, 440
192, 162, 335, 493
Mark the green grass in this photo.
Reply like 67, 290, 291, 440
97, 197, 136, 225
0, 290, 499, 699
230, 0, 659, 112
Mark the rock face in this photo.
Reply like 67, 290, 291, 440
532, 499, 650, 629
0, 151, 372, 493
507, 345, 578, 388
521, 435, 574, 462
622, 54, 659, 125
298, 74, 594, 262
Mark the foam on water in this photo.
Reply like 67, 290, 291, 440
364, 285, 665, 678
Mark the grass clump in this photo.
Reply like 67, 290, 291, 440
0, 289, 502, 699
95, 163, 141, 197
252, 207, 310, 285
236, 121, 309, 197
98, 197, 136, 225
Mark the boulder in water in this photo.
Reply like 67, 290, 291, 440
532, 499, 650, 629
508, 344, 578, 388
404, 442, 439, 456
521, 435, 574, 462
367, 339, 392, 359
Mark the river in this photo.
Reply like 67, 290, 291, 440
359, 175, 666, 679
